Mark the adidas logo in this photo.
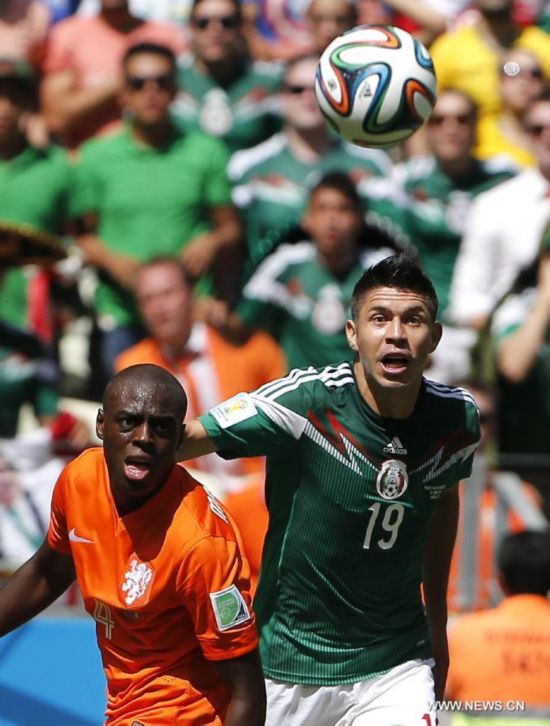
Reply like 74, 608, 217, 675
383, 436, 408, 456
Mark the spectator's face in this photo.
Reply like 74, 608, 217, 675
97, 379, 184, 504
136, 263, 193, 348
307, 0, 357, 56
191, 0, 242, 65
357, 0, 392, 24
283, 58, 324, 131
122, 53, 176, 125
0, 80, 30, 144
525, 100, 550, 176
303, 187, 362, 259
500, 51, 544, 115
346, 288, 441, 392
427, 92, 476, 164
476, 0, 512, 14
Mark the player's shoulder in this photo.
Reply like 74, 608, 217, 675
254, 361, 356, 407
398, 154, 437, 183
249, 59, 284, 83
77, 129, 128, 162
175, 466, 238, 543
228, 132, 287, 180
423, 379, 480, 433
246, 241, 316, 284
60, 447, 106, 491
473, 167, 537, 206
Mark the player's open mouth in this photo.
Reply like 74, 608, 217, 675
380, 354, 410, 374
124, 457, 153, 481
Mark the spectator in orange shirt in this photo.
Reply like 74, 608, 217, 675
116, 256, 286, 587
40, 0, 186, 148
0, 364, 266, 725
447, 529, 550, 711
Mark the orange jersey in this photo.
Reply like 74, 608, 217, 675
47, 448, 259, 725
447, 594, 550, 706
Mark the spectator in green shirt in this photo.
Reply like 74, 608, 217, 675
73, 41, 242, 381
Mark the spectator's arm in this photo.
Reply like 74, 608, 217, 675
41, 70, 120, 136
422, 485, 459, 701
497, 254, 550, 383
213, 650, 266, 726
180, 205, 242, 281
77, 234, 141, 291
0, 540, 76, 637
383, 0, 447, 39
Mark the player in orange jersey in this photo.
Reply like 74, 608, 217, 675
0, 364, 266, 725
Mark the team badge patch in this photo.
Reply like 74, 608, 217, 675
376, 459, 409, 500
121, 557, 154, 606
211, 393, 257, 429
210, 585, 251, 631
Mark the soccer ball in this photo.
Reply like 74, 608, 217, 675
315, 25, 437, 148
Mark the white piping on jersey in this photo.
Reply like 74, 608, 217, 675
252, 395, 308, 440
256, 361, 351, 398
257, 363, 354, 402
228, 132, 288, 181
424, 379, 478, 407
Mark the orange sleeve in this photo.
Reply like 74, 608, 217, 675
47, 468, 71, 554
175, 535, 259, 661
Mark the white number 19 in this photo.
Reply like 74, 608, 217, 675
363, 502, 405, 550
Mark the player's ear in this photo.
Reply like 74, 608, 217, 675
96, 408, 105, 441
346, 318, 358, 352
430, 321, 443, 353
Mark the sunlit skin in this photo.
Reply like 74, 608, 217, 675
302, 187, 362, 274
346, 288, 442, 418
307, 0, 357, 56
427, 91, 476, 172
120, 53, 176, 129
96, 367, 187, 515
525, 99, 550, 178
283, 57, 324, 132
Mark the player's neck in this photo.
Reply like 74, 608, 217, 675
354, 360, 420, 419
286, 126, 331, 162
437, 154, 475, 180
0, 134, 27, 160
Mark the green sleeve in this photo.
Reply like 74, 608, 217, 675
449, 399, 481, 484
201, 136, 232, 208
199, 370, 319, 459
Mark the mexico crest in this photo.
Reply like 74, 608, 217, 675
376, 459, 409, 500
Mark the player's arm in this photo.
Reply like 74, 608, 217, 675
0, 539, 76, 637
422, 484, 459, 701
212, 649, 266, 726
179, 419, 219, 460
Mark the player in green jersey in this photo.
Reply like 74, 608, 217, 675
182, 254, 481, 725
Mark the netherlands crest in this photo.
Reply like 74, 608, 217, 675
376, 459, 409, 500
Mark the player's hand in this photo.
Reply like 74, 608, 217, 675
431, 630, 449, 702
181, 235, 218, 279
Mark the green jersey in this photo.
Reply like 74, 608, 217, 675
237, 242, 392, 371
200, 363, 480, 685
386, 156, 514, 318
72, 126, 231, 326
173, 56, 283, 154
228, 132, 393, 271
0, 144, 73, 329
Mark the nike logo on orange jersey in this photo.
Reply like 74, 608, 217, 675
69, 528, 94, 544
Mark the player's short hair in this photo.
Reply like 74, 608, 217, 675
350, 253, 439, 322
122, 42, 177, 76
435, 87, 478, 122
310, 171, 362, 211
139, 256, 195, 288
498, 529, 550, 596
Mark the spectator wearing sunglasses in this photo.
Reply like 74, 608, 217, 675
380, 89, 514, 383
40, 0, 186, 149
450, 92, 550, 334
228, 53, 395, 276
476, 49, 547, 169
72, 42, 242, 386
171, 0, 283, 154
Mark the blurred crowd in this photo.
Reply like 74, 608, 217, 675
1, 0, 550, 714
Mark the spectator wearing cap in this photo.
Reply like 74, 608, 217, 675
72, 42, 242, 385
172, 0, 283, 155
40, 0, 186, 148
476, 48, 547, 169
447, 529, 550, 717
